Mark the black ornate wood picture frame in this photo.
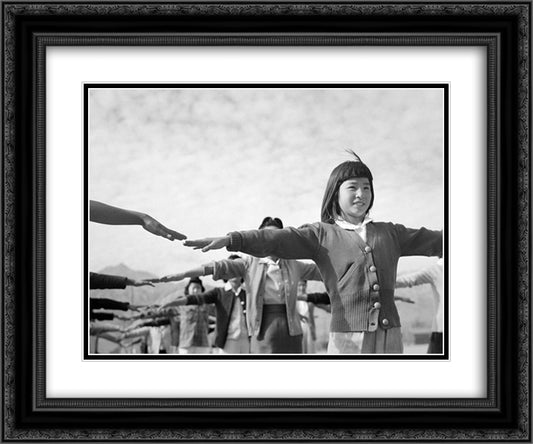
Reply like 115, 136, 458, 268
2, 1, 530, 441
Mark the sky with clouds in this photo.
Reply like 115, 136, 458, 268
89, 87, 444, 281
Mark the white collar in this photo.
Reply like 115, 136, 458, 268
258, 256, 280, 266
224, 282, 243, 295
335, 215, 373, 231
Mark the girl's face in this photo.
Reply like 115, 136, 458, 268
337, 177, 372, 224
188, 283, 203, 295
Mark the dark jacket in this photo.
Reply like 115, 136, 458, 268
185, 287, 247, 349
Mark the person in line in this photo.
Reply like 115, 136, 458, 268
90, 200, 186, 241
132, 306, 182, 354
395, 257, 444, 354
295, 280, 318, 354
183, 153, 442, 354
88, 200, 180, 352
152, 217, 323, 354
161, 255, 249, 354
89, 279, 153, 342
176, 277, 212, 354
120, 323, 169, 354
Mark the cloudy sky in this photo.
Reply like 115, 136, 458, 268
89, 87, 444, 281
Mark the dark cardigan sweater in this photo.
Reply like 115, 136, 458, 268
228, 221, 442, 332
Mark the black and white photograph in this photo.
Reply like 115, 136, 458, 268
3, 0, 529, 439
87, 85, 446, 358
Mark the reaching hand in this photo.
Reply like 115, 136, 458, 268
90, 201, 186, 241
128, 304, 148, 312
183, 236, 230, 252
147, 273, 186, 284
140, 214, 186, 241
127, 279, 155, 288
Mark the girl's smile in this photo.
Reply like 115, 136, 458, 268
337, 177, 372, 224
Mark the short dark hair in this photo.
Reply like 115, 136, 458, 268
320, 152, 374, 223
184, 277, 205, 294
258, 216, 283, 230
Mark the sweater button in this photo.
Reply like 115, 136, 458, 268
382, 318, 389, 326
364, 246, 372, 253
373, 302, 381, 309
372, 284, 380, 291
369, 265, 377, 272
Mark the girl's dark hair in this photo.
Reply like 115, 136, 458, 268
258, 216, 283, 230
320, 152, 374, 223
184, 277, 205, 295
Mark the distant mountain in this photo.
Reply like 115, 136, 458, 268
97, 263, 156, 281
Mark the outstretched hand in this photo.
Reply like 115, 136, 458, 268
183, 236, 230, 252
128, 279, 155, 288
141, 214, 186, 241
147, 273, 186, 284
128, 304, 148, 312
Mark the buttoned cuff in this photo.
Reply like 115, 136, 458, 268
227, 232, 243, 251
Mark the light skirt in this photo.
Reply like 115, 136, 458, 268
221, 336, 251, 354
327, 327, 403, 354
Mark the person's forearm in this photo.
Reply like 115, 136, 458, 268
89, 272, 128, 290
90, 311, 115, 321
90, 200, 145, 225
395, 278, 411, 288
186, 265, 213, 278
228, 226, 318, 260
90, 297, 130, 311
163, 264, 213, 283
396, 270, 432, 288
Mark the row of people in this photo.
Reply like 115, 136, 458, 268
88, 201, 183, 351
90, 260, 442, 355
91, 152, 443, 354
147, 153, 443, 354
